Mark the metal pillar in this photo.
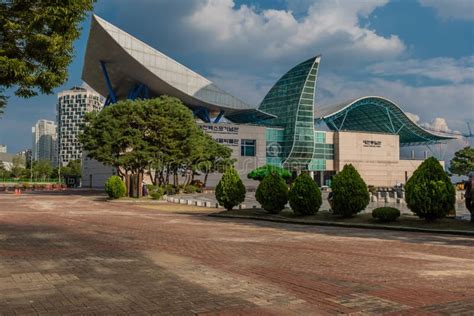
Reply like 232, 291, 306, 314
193, 107, 211, 123
100, 61, 117, 105
214, 110, 225, 123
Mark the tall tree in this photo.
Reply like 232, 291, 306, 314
10, 155, 25, 178
32, 159, 52, 181
0, 0, 95, 113
449, 147, 474, 176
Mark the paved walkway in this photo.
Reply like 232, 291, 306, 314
0, 191, 473, 315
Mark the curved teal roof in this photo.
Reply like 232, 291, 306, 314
315, 96, 454, 146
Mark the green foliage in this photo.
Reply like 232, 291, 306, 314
104, 176, 126, 199
184, 184, 198, 194
247, 164, 291, 181
162, 184, 176, 195
331, 164, 370, 218
256, 172, 288, 214
289, 173, 322, 215
0, 1, 96, 110
10, 155, 26, 178
80, 97, 232, 192
449, 147, 474, 176
215, 168, 246, 211
32, 159, 52, 180
147, 185, 164, 200
405, 157, 455, 221
372, 207, 401, 222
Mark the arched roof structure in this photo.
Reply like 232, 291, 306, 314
314, 96, 454, 146
82, 15, 274, 123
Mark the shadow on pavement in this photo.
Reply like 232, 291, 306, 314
193, 213, 474, 248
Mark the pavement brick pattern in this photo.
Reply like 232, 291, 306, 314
0, 191, 473, 315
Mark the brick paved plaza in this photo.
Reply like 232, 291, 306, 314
0, 191, 473, 315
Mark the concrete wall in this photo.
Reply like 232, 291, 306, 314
82, 155, 115, 188
333, 131, 425, 187
197, 123, 267, 188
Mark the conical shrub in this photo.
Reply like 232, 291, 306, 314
255, 172, 288, 214
215, 168, 246, 210
405, 157, 455, 221
289, 173, 322, 215
331, 164, 369, 217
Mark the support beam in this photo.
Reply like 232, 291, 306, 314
100, 61, 117, 105
193, 107, 210, 123
386, 108, 396, 134
214, 110, 225, 123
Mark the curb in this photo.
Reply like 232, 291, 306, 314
209, 213, 474, 237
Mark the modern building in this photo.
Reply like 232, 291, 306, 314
32, 119, 57, 166
0, 145, 6, 153
57, 86, 103, 166
81, 15, 453, 188
17, 149, 32, 169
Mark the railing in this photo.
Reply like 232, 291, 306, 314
0, 178, 61, 184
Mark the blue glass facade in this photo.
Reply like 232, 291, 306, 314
258, 56, 320, 170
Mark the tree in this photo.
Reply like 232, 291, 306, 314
79, 97, 230, 195
10, 155, 26, 178
449, 147, 474, 176
289, 173, 322, 215
0, 1, 96, 113
255, 172, 288, 214
215, 168, 246, 210
196, 135, 234, 187
405, 157, 455, 221
331, 164, 370, 218
0, 161, 9, 178
32, 159, 52, 181
247, 164, 291, 181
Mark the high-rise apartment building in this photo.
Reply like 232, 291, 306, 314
32, 119, 58, 166
57, 87, 103, 166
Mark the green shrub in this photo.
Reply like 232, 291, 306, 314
163, 184, 176, 195
331, 164, 370, 218
289, 173, 322, 215
247, 164, 292, 181
372, 207, 401, 222
256, 172, 288, 214
104, 176, 126, 199
405, 157, 455, 221
215, 168, 246, 210
149, 186, 164, 200
184, 184, 198, 194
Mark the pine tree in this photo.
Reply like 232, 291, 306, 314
215, 168, 246, 210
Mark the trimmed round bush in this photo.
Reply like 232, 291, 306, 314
289, 173, 322, 215
405, 157, 455, 221
256, 172, 288, 214
372, 207, 401, 222
104, 175, 126, 199
331, 164, 370, 218
215, 168, 246, 210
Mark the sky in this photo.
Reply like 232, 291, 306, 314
1, 0, 473, 163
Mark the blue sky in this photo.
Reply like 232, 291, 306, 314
1, 0, 473, 161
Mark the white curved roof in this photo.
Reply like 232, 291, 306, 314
82, 15, 256, 113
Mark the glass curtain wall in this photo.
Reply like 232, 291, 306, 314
258, 56, 320, 170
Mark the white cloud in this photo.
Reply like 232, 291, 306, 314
405, 112, 420, 123
419, 0, 474, 21
185, 0, 405, 61
368, 55, 474, 83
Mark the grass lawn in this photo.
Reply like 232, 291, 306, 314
217, 208, 474, 232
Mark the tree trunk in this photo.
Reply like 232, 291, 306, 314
204, 171, 209, 188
